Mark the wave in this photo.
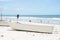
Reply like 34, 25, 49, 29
0, 16, 60, 25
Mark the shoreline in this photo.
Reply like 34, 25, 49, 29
1, 16, 60, 25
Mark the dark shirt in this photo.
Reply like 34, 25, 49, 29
17, 14, 19, 19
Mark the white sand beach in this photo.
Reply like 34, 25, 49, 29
0, 26, 60, 40
0, 21, 60, 40
0, 0, 60, 39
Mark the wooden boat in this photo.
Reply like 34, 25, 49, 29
10, 22, 54, 34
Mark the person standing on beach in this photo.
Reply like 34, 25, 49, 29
17, 14, 19, 23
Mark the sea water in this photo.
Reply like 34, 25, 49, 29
0, 15, 60, 25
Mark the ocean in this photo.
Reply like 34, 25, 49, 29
2, 15, 60, 18
0, 15, 60, 25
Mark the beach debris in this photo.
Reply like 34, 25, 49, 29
33, 34, 35, 36
1, 35, 4, 37
29, 20, 31, 22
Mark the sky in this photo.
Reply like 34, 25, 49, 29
0, 0, 60, 15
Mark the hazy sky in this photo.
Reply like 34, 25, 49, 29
0, 0, 60, 15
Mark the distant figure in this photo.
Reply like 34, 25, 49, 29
29, 20, 31, 22
17, 14, 19, 23
40, 20, 42, 23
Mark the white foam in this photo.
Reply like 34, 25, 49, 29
1, 16, 60, 25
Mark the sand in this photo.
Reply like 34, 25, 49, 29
0, 21, 60, 40
0, 26, 60, 40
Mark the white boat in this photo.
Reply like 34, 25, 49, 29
0, 21, 9, 26
10, 22, 54, 34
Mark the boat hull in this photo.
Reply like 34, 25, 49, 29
10, 22, 54, 34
